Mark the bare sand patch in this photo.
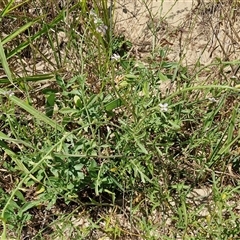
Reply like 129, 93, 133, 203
114, 0, 240, 76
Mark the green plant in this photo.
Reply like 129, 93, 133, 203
0, 0, 240, 239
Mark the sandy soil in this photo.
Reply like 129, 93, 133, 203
114, 0, 240, 77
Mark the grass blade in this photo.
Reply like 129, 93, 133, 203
0, 38, 14, 84
2, 21, 37, 45
0, 73, 54, 84
10, 95, 63, 132
0, 131, 33, 148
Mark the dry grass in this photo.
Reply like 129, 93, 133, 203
0, 0, 240, 239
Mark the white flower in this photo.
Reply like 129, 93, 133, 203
90, 10, 108, 35
96, 24, 108, 35
9, 91, 14, 97
111, 53, 121, 61
2, 91, 14, 97
208, 97, 218, 103
90, 10, 97, 18
159, 103, 168, 112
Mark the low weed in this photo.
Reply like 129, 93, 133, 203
0, 0, 240, 239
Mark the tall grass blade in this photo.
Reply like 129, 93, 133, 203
10, 95, 63, 132
0, 38, 14, 84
